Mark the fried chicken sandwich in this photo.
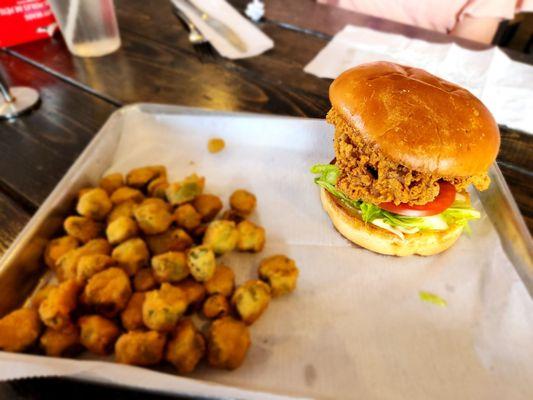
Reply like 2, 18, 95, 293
311, 62, 500, 256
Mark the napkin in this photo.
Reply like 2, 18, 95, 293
304, 25, 533, 134
171, 0, 273, 59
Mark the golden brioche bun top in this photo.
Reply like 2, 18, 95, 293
329, 62, 500, 177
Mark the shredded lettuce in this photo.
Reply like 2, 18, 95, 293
311, 163, 480, 236
371, 219, 408, 239
310, 164, 339, 185
419, 291, 448, 307
311, 164, 361, 212
360, 202, 382, 223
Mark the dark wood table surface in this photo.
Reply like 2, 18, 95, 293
0, 0, 531, 398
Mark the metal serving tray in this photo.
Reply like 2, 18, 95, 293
0, 104, 531, 399
1, 103, 531, 313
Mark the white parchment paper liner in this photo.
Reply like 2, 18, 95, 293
1, 111, 531, 399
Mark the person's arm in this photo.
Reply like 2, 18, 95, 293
450, 15, 502, 44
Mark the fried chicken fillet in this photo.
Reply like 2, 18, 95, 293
330, 109, 490, 205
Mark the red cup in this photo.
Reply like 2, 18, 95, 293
0, 0, 57, 47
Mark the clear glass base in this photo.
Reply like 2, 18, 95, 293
67, 36, 121, 58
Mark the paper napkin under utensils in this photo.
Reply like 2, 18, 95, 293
171, 0, 273, 59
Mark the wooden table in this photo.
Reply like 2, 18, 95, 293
0, 0, 531, 398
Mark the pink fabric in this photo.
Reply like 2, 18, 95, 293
317, 0, 524, 33
462, 0, 516, 19
518, 0, 533, 11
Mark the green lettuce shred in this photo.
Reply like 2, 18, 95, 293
311, 163, 481, 233
311, 164, 361, 212
419, 291, 448, 307
359, 202, 382, 223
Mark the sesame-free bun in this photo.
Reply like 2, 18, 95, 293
320, 189, 464, 256
329, 62, 500, 177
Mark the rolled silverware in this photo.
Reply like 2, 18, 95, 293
172, 0, 247, 53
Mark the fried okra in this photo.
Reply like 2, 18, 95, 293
229, 190, 256, 216
258, 255, 299, 297
76, 188, 112, 220
120, 292, 146, 331
174, 204, 202, 231
133, 268, 157, 292
110, 187, 144, 205
63, 216, 102, 243
107, 200, 136, 223
219, 209, 245, 224
166, 174, 205, 206
31, 285, 55, 309
147, 177, 169, 199
76, 254, 114, 282
112, 238, 149, 276
106, 216, 138, 245
175, 279, 206, 310
56, 238, 111, 281
82, 267, 132, 317
79, 315, 120, 355
165, 319, 205, 374
133, 198, 173, 235
190, 224, 208, 242
236, 221, 265, 252
203, 294, 230, 319
202, 220, 238, 255
207, 317, 250, 370
39, 279, 80, 330
40, 324, 80, 357
44, 236, 79, 271
77, 187, 93, 199
192, 194, 222, 222
99, 172, 124, 195
142, 283, 187, 332
145, 228, 194, 255
24, 164, 297, 369
126, 165, 166, 189
204, 265, 235, 297
187, 245, 216, 282
80, 238, 112, 255
151, 251, 189, 283
231, 280, 271, 325
0, 308, 41, 352
115, 331, 166, 366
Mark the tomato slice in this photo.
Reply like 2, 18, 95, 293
379, 181, 456, 217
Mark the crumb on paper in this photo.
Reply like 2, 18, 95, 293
419, 291, 447, 307
208, 138, 225, 154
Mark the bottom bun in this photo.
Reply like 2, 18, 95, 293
320, 188, 464, 256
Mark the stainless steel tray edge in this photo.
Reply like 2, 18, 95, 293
0, 105, 126, 313
478, 165, 533, 296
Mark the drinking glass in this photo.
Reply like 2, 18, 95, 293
48, 0, 121, 57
